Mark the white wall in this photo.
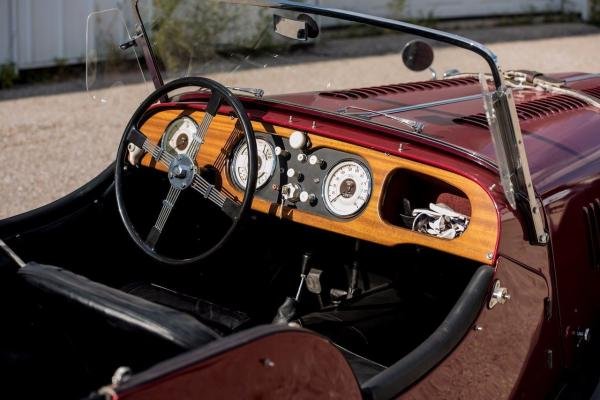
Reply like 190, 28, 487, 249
0, 0, 123, 70
0, 0, 592, 70
320, 0, 564, 18
0, 0, 11, 65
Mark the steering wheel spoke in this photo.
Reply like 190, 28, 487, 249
146, 186, 181, 249
186, 92, 223, 160
190, 174, 241, 220
128, 127, 174, 167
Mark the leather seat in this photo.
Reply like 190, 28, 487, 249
18, 263, 219, 378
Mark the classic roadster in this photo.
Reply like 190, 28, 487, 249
1, 1, 600, 399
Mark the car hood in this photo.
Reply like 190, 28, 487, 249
269, 72, 600, 195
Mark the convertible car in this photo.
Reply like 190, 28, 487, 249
1, 0, 600, 399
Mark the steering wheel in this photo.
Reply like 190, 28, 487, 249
115, 77, 257, 265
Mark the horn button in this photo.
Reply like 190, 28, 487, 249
168, 154, 196, 190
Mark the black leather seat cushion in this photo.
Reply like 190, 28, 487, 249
18, 263, 219, 350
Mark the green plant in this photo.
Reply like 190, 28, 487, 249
0, 63, 17, 89
151, 0, 240, 72
388, 0, 406, 20
590, 0, 600, 24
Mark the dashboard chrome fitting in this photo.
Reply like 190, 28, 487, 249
489, 280, 511, 309
127, 143, 144, 166
281, 183, 301, 203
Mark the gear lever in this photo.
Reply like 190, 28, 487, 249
272, 252, 311, 324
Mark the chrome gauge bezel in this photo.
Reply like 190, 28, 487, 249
322, 159, 372, 219
229, 137, 277, 190
160, 116, 199, 156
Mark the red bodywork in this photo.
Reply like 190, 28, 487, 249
119, 74, 600, 398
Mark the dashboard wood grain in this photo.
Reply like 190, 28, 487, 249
140, 109, 499, 265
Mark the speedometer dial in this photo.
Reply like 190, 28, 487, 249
230, 138, 276, 190
161, 117, 198, 156
323, 160, 371, 218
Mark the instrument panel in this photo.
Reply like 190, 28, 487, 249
225, 130, 373, 219
139, 109, 500, 265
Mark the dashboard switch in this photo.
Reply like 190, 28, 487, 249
275, 146, 290, 159
297, 153, 308, 163
286, 168, 296, 178
309, 155, 326, 169
281, 183, 302, 203
289, 131, 309, 150
300, 191, 317, 205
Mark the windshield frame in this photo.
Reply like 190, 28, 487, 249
128, 0, 548, 245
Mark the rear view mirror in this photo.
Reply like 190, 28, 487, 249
274, 14, 319, 41
402, 40, 434, 72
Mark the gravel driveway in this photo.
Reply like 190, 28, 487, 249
1, 22, 599, 219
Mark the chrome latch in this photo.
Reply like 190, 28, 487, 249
488, 280, 511, 309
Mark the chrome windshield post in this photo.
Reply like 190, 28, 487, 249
481, 74, 548, 245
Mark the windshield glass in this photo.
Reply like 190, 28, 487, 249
134, 0, 498, 159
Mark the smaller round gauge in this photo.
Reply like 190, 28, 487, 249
161, 117, 198, 155
230, 138, 277, 190
323, 160, 372, 218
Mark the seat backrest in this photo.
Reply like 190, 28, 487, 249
18, 263, 218, 376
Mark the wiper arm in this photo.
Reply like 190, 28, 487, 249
228, 86, 264, 98
338, 106, 425, 133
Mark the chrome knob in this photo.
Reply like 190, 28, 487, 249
309, 155, 326, 169
297, 153, 308, 163
275, 146, 290, 159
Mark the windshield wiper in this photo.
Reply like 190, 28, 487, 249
338, 106, 425, 133
228, 86, 264, 98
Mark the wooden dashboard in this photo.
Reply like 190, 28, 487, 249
139, 108, 499, 265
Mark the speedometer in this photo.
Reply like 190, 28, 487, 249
323, 160, 371, 218
161, 117, 198, 156
230, 138, 276, 190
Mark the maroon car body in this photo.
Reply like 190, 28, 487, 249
1, 1, 599, 399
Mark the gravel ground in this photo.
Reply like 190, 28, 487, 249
1, 22, 599, 219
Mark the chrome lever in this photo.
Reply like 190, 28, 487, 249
338, 106, 425, 133
227, 87, 264, 98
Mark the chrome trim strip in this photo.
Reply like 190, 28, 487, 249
342, 94, 483, 119
565, 73, 600, 83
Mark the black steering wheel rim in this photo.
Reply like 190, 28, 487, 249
115, 77, 257, 265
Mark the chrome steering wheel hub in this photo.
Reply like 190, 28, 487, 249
168, 154, 196, 190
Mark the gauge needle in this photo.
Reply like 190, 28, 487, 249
331, 185, 353, 202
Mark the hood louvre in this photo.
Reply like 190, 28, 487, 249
455, 92, 592, 129
319, 77, 478, 100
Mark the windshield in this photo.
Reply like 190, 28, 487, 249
86, 0, 548, 243
133, 0, 498, 154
